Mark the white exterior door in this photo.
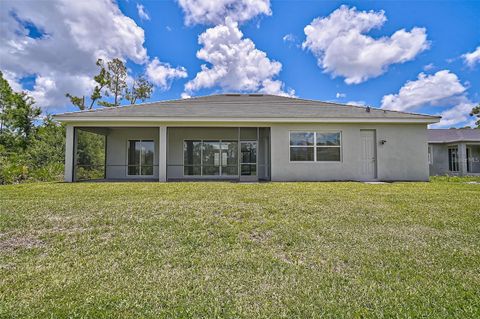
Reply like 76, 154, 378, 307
360, 130, 377, 180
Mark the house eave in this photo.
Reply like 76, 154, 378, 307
53, 116, 440, 124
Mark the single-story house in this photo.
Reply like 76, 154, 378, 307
428, 129, 480, 176
53, 94, 440, 182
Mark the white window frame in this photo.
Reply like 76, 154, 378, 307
126, 139, 155, 177
289, 131, 342, 163
428, 145, 433, 165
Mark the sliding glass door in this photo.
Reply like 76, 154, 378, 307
184, 140, 238, 176
127, 140, 154, 176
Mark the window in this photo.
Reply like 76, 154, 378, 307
428, 146, 433, 165
316, 132, 341, 161
127, 140, 154, 176
290, 132, 341, 162
290, 132, 314, 161
448, 147, 459, 172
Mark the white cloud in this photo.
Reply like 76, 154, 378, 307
184, 18, 293, 96
302, 5, 429, 84
462, 46, 480, 68
381, 70, 476, 128
146, 58, 188, 90
283, 33, 296, 43
336, 92, 346, 98
432, 100, 476, 128
177, 0, 271, 25
136, 3, 150, 21
423, 63, 435, 71
381, 70, 466, 111
259, 79, 295, 97
0, 0, 184, 111
29, 75, 95, 113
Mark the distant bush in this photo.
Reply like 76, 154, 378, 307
0, 154, 29, 184
29, 162, 65, 182
0, 116, 66, 185
0, 152, 65, 185
75, 166, 104, 181
431, 175, 480, 183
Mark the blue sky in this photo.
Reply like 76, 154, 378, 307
1, 0, 479, 127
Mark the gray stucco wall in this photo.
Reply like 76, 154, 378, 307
270, 123, 429, 181
429, 144, 449, 176
105, 127, 159, 179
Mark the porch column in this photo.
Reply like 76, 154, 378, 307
64, 125, 75, 182
159, 126, 167, 182
458, 143, 467, 176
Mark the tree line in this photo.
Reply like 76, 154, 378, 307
0, 71, 64, 184
0, 58, 155, 184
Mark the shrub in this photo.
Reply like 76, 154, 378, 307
0, 154, 29, 184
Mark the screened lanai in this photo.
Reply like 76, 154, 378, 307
68, 126, 270, 182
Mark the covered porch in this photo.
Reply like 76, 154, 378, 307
64, 126, 270, 182
430, 142, 480, 176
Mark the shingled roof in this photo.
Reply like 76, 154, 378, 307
54, 94, 440, 123
428, 129, 480, 143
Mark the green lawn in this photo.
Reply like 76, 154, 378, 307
1, 178, 479, 318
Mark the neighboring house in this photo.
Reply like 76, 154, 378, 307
428, 129, 480, 176
53, 94, 439, 182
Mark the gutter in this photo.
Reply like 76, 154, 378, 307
428, 140, 480, 144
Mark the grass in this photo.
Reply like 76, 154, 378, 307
1, 178, 479, 318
